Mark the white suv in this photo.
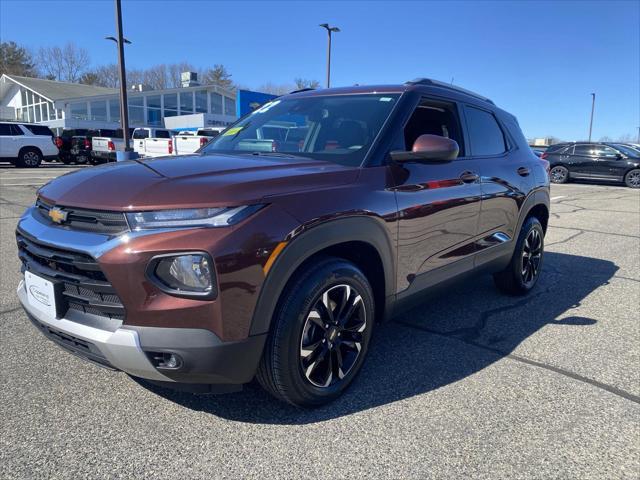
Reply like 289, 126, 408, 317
0, 122, 59, 168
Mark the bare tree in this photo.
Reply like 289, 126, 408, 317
294, 78, 320, 90
257, 82, 295, 96
143, 64, 169, 90
37, 42, 90, 82
93, 64, 120, 88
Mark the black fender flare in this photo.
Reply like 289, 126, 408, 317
249, 216, 396, 336
515, 187, 550, 236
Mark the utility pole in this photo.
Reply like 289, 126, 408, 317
319, 24, 340, 88
112, 0, 131, 153
588, 93, 595, 142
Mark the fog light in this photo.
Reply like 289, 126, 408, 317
154, 253, 213, 294
164, 353, 180, 369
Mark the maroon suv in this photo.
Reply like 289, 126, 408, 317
16, 79, 550, 406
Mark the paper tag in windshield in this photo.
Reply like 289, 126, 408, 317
223, 126, 244, 136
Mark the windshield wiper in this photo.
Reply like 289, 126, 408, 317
250, 151, 303, 158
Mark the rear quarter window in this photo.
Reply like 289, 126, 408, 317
465, 106, 506, 156
23, 125, 54, 136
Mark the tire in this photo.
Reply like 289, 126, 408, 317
256, 257, 375, 407
624, 169, 640, 188
493, 216, 544, 296
549, 165, 569, 184
16, 148, 42, 168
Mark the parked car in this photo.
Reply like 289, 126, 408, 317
90, 128, 134, 164
0, 121, 58, 167
132, 128, 175, 156
16, 79, 550, 406
55, 128, 90, 164
543, 142, 640, 188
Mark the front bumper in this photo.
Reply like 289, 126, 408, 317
18, 281, 267, 385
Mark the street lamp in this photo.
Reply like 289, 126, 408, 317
319, 23, 340, 88
105, 0, 134, 156
588, 92, 596, 142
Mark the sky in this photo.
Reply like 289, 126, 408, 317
1, 0, 639, 141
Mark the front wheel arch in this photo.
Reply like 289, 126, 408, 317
249, 216, 396, 336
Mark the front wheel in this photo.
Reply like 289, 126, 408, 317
494, 216, 544, 296
256, 257, 374, 407
549, 165, 569, 184
624, 169, 640, 188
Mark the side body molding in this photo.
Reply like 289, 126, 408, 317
249, 216, 397, 336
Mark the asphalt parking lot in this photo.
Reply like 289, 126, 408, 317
1, 163, 638, 479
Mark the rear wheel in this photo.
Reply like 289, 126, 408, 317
549, 165, 569, 184
16, 148, 42, 168
256, 257, 374, 407
494, 216, 544, 295
624, 169, 640, 188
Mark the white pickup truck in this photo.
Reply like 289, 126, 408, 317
140, 127, 225, 158
132, 128, 175, 156
90, 128, 134, 164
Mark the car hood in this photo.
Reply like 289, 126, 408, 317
38, 153, 358, 211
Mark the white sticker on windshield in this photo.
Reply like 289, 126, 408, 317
379, 97, 393, 102
253, 100, 281, 114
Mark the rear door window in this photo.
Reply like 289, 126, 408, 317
464, 106, 506, 156
10, 124, 24, 135
574, 145, 597, 156
0, 124, 12, 136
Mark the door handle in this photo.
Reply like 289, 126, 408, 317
517, 167, 530, 177
460, 171, 479, 183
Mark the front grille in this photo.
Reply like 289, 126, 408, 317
35, 198, 129, 235
17, 231, 125, 321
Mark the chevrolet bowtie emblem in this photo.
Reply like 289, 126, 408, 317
48, 207, 68, 224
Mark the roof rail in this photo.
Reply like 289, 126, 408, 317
405, 78, 495, 105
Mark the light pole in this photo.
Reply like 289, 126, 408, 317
106, 0, 133, 155
588, 92, 595, 142
319, 23, 340, 88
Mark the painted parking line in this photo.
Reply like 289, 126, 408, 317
550, 196, 566, 201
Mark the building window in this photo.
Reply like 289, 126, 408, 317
128, 96, 144, 125
195, 90, 207, 113
90, 100, 107, 121
146, 95, 162, 125
210, 92, 222, 114
21, 89, 27, 105
109, 99, 120, 122
163, 93, 178, 117
224, 96, 236, 116
179, 92, 193, 114
70, 102, 88, 120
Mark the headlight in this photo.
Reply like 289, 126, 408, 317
151, 253, 216, 297
126, 205, 263, 230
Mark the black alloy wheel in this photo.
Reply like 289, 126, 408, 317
521, 228, 543, 287
299, 284, 367, 388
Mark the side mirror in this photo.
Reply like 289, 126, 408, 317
390, 134, 459, 163
615, 153, 624, 160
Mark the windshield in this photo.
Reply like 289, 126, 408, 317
203, 93, 400, 166
612, 144, 640, 156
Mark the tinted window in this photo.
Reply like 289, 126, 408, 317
155, 130, 171, 139
465, 106, 506, 156
0, 124, 12, 136
574, 145, 597, 156
133, 129, 149, 139
10, 124, 24, 135
592, 146, 618, 158
23, 125, 53, 136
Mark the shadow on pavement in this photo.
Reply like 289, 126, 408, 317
138, 252, 616, 424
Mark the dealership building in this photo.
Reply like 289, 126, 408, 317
0, 73, 240, 134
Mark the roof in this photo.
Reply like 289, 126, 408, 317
1, 75, 117, 102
